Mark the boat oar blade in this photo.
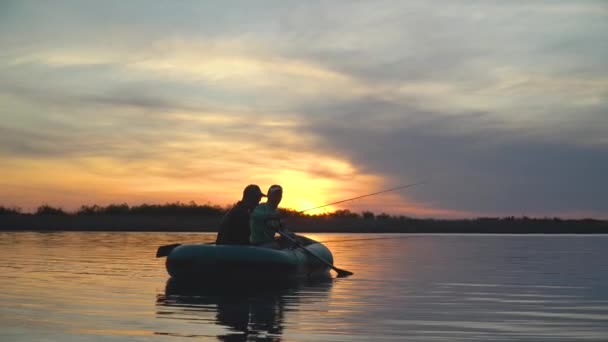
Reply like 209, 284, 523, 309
276, 229, 353, 278
156, 243, 181, 258
335, 268, 354, 278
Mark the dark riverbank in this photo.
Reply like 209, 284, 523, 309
1, 214, 606, 234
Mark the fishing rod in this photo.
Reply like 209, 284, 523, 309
299, 181, 427, 213
319, 236, 413, 244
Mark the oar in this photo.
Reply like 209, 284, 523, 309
156, 243, 181, 258
275, 229, 353, 278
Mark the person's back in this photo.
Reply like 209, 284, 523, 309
216, 185, 265, 245
216, 201, 251, 245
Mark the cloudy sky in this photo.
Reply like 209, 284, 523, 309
1, 1, 607, 218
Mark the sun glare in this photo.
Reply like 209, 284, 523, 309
268, 167, 365, 216
278, 184, 333, 215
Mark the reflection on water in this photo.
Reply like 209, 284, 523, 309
156, 277, 333, 341
1, 232, 607, 341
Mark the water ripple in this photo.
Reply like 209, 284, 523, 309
1, 232, 607, 341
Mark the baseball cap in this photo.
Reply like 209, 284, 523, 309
243, 184, 266, 198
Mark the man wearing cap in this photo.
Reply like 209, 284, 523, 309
216, 184, 266, 245
250, 184, 290, 247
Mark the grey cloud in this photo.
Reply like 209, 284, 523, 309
0, 0, 292, 49
0, 123, 162, 162
0, 62, 201, 111
275, 1, 608, 88
301, 98, 608, 216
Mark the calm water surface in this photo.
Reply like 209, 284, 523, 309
1, 232, 607, 341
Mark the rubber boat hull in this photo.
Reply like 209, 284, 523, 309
165, 236, 333, 280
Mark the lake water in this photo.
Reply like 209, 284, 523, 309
1, 232, 607, 341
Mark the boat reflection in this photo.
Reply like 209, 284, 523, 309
156, 276, 333, 341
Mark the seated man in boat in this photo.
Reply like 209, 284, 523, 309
216, 184, 266, 245
250, 184, 293, 248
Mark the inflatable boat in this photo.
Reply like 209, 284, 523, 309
161, 235, 334, 280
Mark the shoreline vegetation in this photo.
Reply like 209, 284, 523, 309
0, 202, 606, 234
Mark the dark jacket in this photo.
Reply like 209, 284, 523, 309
215, 201, 251, 245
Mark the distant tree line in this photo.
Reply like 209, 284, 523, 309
1, 203, 606, 233
0, 202, 227, 216
0, 203, 605, 221
0, 203, 377, 218
0, 206, 22, 215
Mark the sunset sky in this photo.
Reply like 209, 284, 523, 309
1, 1, 607, 218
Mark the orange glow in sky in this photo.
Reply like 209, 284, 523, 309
0, 146, 433, 216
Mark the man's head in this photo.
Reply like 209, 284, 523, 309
242, 184, 265, 208
267, 184, 283, 208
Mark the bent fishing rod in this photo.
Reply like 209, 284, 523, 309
299, 181, 427, 213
